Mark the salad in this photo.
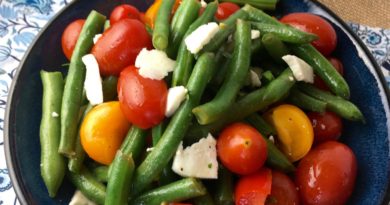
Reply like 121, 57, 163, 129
39, 0, 364, 204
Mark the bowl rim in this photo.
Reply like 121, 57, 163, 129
4, 0, 390, 204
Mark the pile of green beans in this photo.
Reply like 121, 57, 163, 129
38, 1, 364, 204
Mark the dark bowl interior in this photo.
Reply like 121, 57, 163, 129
5, 0, 390, 204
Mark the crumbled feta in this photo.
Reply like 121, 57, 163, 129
172, 133, 218, 179
249, 70, 262, 87
135, 48, 176, 80
185, 22, 219, 54
200, 0, 207, 8
82, 54, 103, 105
69, 190, 96, 205
269, 135, 275, 144
165, 86, 188, 117
146, 147, 154, 152
282, 55, 314, 83
251, 30, 260, 40
51, 112, 59, 118
93, 34, 102, 44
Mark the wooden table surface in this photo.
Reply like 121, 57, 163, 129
317, 0, 390, 28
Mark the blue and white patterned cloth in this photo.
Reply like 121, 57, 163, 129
0, 1, 389, 204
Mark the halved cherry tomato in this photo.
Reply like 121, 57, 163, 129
61, 19, 85, 60
217, 123, 267, 175
110, 4, 141, 25
307, 111, 342, 145
296, 141, 357, 205
280, 13, 337, 56
118, 65, 168, 129
215, 2, 240, 21
264, 104, 313, 162
80, 102, 131, 165
235, 168, 272, 205
314, 57, 344, 90
266, 171, 300, 205
91, 19, 152, 76
144, 0, 181, 29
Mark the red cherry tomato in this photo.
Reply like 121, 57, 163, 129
110, 4, 141, 25
61, 19, 85, 60
91, 19, 152, 76
215, 2, 240, 21
266, 171, 300, 205
280, 13, 337, 56
307, 111, 343, 145
314, 57, 344, 90
295, 141, 357, 205
217, 123, 267, 175
235, 168, 272, 205
118, 65, 167, 129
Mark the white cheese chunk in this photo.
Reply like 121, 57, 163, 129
165, 86, 188, 117
93, 34, 102, 44
249, 70, 262, 87
135, 48, 176, 80
51, 112, 59, 118
282, 55, 314, 83
251, 30, 260, 40
200, 0, 207, 8
69, 190, 96, 205
172, 134, 218, 179
82, 54, 103, 105
185, 22, 219, 54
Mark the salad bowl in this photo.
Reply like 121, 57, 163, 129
4, 0, 390, 204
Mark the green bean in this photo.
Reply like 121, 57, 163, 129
68, 166, 106, 204
245, 114, 295, 172
199, 9, 249, 54
132, 178, 206, 205
40, 71, 66, 197
131, 53, 217, 196
261, 70, 275, 85
105, 152, 135, 205
221, 0, 278, 10
106, 126, 147, 205
242, 4, 280, 25
92, 166, 108, 183
214, 166, 234, 205
193, 19, 251, 125
192, 191, 216, 205
168, 0, 201, 57
261, 33, 290, 64
287, 87, 327, 113
102, 76, 118, 102
252, 22, 318, 44
298, 83, 364, 122
153, 0, 175, 50
245, 114, 276, 136
152, 122, 165, 146
171, 2, 218, 87
68, 104, 93, 173
59, 11, 106, 157
290, 44, 350, 99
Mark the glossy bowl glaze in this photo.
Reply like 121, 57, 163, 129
5, 0, 390, 204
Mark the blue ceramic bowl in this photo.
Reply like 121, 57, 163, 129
5, 0, 390, 204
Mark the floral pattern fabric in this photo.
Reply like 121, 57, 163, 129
0, 1, 389, 204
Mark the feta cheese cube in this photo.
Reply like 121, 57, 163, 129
69, 190, 97, 205
93, 34, 102, 44
82, 54, 103, 105
185, 22, 219, 54
282, 55, 314, 83
135, 48, 176, 80
172, 133, 218, 179
165, 86, 188, 117
200, 0, 207, 8
251, 30, 260, 40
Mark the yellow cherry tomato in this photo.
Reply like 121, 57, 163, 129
80, 101, 130, 165
144, 0, 181, 29
264, 104, 314, 162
